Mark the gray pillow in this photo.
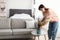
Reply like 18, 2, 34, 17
25, 20, 35, 29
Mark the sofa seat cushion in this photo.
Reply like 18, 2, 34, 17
0, 29, 12, 35
12, 29, 36, 35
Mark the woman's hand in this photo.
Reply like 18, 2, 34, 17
40, 26, 45, 29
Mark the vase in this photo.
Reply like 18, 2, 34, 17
37, 26, 41, 34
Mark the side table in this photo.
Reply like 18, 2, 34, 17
31, 29, 47, 40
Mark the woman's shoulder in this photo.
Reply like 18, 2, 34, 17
48, 8, 54, 12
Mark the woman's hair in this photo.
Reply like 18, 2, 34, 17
38, 4, 48, 11
38, 4, 45, 10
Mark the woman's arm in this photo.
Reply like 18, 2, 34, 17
38, 16, 51, 26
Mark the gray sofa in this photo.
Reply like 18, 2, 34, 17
0, 17, 35, 39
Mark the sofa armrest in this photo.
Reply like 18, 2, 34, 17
0, 17, 11, 29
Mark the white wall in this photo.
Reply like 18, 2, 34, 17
35, 0, 60, 37
7, 0, 33, 17
7, 0, 32, 9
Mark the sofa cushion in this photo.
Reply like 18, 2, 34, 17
0, 29, 12, 35
11, 19, 25, 29
25, 20, 35, 29
0, 18, 11, 29
12, 29, 36, 35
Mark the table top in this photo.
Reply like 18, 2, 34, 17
31, 29, 47, 36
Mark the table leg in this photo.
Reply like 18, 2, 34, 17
34, 35, 36, 40
44, 35, 46, 40
38, 36, 40, 40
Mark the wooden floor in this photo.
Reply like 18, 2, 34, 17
0, 38, 32, 40
0, 37, 60, 40
56, 37, 60, 40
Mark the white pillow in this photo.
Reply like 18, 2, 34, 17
14, 13, 30, 17
11, 13, 31, 18
26, 20, 35, 29
21, 13, 30, 17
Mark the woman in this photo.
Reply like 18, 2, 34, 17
38, 4, 58, 40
